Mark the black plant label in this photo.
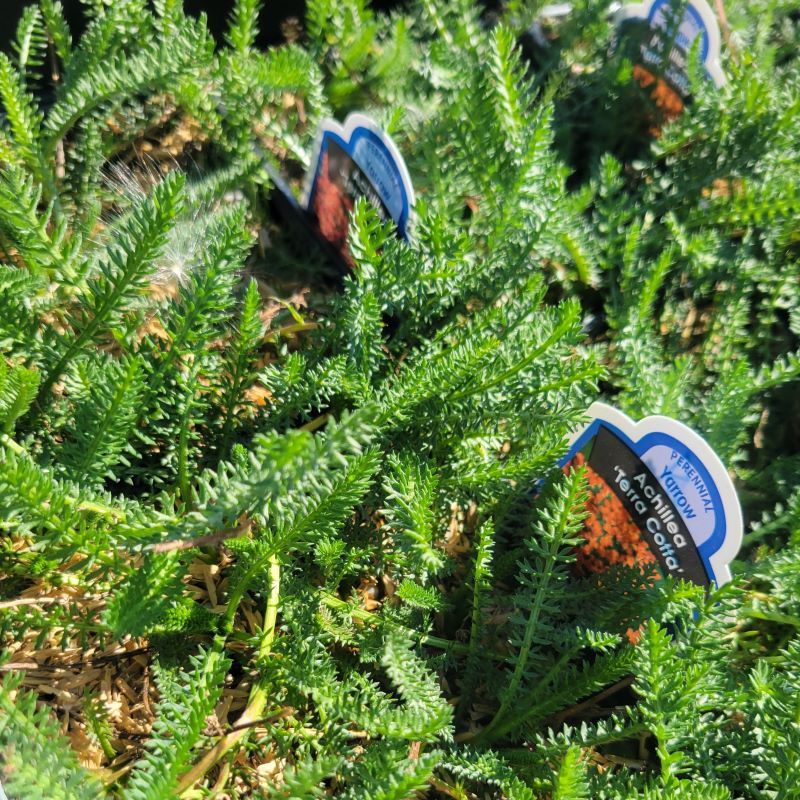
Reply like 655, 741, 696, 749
588, 426, 709, 586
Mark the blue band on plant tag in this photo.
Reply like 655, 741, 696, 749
302, 113, 415, 264
647, 0, 710, 63
560, 402, 742, 587
614, 0, 726, 97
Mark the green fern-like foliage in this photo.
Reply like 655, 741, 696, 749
552, 746, 589, 800
475, 467, 590, 744
0, 0, 799, 797
122, 647, 230, 800
0, 670, 103, 799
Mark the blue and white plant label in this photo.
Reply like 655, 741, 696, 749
614, 0, 725, 112
561, 402, 742, 587
303, 113, 414, 266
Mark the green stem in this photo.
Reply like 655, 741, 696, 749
740, 607, 800, 628
0, 432, 24, 454
221, 553, 269, 635
298, 413, 330, 433
93, 719, 116, 762
247, 554, 281, 703
176, 367, 200, 510
177, 556, 281, 795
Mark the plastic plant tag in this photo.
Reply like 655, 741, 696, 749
302, 112, 415, 266
264, 161, 353, 273
614, 0, 725, 119
560, 402, 742, 587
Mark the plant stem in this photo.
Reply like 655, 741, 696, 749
741, 607, 800, 628
177, 555, 281, 795
94, 720, 116, 762
264, 321, 319, 343
298, 412, 330, 433
176, 366, 201, 510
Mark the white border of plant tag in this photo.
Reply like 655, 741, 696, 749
561, 402, 743, 586
614, 0, 726, 87
302, 112, 415, 240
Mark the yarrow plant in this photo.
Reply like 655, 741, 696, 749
0, 0, 799, 798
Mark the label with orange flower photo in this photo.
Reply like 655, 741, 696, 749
303, 113, 414, 267
560, 403, 742, 587
614, 0, 725, 121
